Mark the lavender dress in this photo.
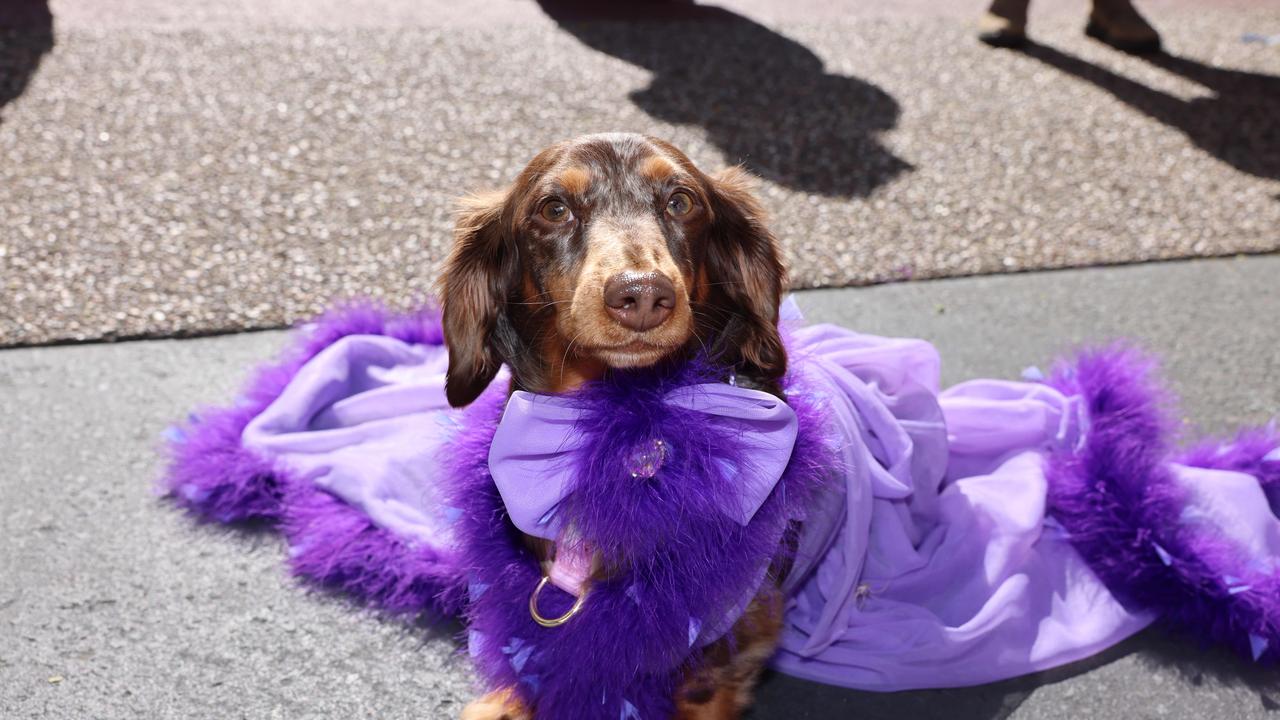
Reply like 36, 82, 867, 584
165, 299, 1280, 693
772, 323, 1148, 689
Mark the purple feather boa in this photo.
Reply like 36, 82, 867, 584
1178, 427, 1280, 504
163, 302, 465, 616
161, 304, 1280, 710
1044, 346, 1280, 664
445, 359, 834, 719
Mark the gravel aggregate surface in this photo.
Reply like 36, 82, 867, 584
1, 0, 1278, 346
2, 256, 1279, 719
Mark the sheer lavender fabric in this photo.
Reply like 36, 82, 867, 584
241, 334, 504, 547
489, 385, 799, 541
772, 324, 1153, 689
233, 308, 1279, 691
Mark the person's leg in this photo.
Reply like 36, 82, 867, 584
978, 0, 1031, 47
1087, 0, 1161, 53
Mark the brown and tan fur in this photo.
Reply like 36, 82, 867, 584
440, 133, 789, 720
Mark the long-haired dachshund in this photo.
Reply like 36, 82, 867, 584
442, 133, 788, 720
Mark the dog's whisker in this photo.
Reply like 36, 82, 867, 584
558, 328, 590, 385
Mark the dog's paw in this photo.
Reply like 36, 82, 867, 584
460, 688, 530, 720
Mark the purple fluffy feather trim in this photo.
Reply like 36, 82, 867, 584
446, 360, 835, 719
1045, 346, 1280, 664
160, 296, 1280, 702
1177, 425, 1280, 504
161, 302, 464, 616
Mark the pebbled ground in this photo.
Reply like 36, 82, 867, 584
1, 0, 1278, 345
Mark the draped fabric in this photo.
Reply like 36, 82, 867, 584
773, 324, 1150, 689
164, 300, 1280, 697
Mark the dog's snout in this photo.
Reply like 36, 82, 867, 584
603, 272, 676, 332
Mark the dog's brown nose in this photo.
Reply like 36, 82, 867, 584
603, 272, 676, 332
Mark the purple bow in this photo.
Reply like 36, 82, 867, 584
488, 384, 800, 540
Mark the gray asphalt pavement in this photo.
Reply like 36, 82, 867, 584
3, 255, 1278, 719
2, 0, 1278, 345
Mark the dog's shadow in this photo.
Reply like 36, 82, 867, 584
1013, 41, 1280, 183
0, 0, 54, 126
535, 0, 911, 198
747, 627, 1280, 719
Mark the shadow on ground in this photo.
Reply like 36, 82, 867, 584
1014, 42, 1280, 182
747, 627, 1280, 719
536, 0, 911, 197
0, 0, 53, 125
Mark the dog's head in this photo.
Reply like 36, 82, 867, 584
439, 133, 786, 407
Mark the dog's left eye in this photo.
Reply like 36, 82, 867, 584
666, 191, 694, 217
539, 200, 573, 223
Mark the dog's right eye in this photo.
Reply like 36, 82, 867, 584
539, 200, 573, 223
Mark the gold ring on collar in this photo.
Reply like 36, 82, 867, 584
528, 575, 587, 628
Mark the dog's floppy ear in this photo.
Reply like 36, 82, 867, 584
439, 190, 515, 407
703, 166, 787, 380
